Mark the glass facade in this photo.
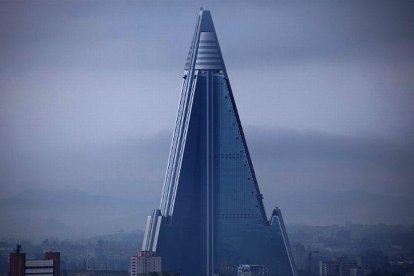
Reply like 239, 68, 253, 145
141, 9, 297, 276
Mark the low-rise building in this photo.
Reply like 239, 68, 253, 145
9, 245, 60, 276
130, 251, 161, 276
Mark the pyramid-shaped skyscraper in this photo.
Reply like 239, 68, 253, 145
141, 9, 297, 276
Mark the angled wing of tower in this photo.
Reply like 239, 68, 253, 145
141, 9, 297, 276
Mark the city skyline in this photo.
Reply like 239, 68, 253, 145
0, 1, 414, 237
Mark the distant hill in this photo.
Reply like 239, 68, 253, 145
0, 188, 154, 240
275, 189, 414, 225
0, 188, 413, 240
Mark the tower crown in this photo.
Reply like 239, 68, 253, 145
184, 9, 224, 71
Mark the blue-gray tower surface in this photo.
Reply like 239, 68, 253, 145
141, 9, 297, 276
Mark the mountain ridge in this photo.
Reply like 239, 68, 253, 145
1, 187, 413, 239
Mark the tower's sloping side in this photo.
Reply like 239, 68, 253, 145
141, 9, 297, 276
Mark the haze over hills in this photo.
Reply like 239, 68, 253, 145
1, 187, 413, 240
1, 1, 413, 255
1, 127, 413, 240
0, 188, 155, 240
275, 190, 414, 226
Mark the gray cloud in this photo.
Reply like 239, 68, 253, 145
0, 1, 413, 230
217, 1, 414, 64
1, 127, 413, 201
244, 127, 414, 201
1, 1, 413, 146
1, 127, 413, 236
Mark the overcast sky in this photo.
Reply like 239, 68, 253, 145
1, 1, 413, 210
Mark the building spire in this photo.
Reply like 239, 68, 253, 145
184, 9, 224, 71
142, 9, 297, 276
